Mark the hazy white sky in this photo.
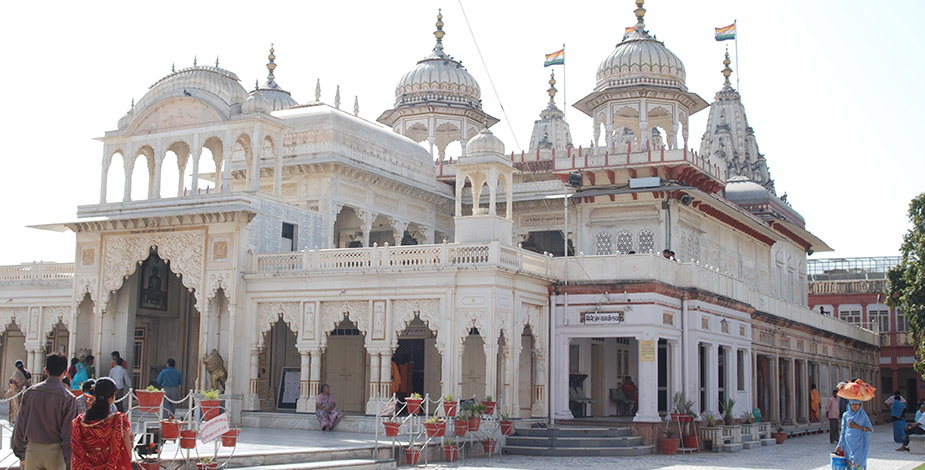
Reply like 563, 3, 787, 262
1, 0, 922, 265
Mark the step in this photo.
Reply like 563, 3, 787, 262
503, 445, 653, 457
513, 427, 630, 438
721, 443, 743, 452
505, 435, 644, 448
760, 438, 777, 446
231, 459, 395, 470
742, 441, 761, 450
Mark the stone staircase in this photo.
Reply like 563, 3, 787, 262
503, 426, 653, 456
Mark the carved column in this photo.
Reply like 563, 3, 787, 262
531, 350, 547, 418
706, 343, 720, 414
273, 143, 282, 196
296, 350, 312, 412
770, 353, 780, 423
787, 358, 796, 425
222, 130, 232, 193
123, 156, 134, 202
246, 347, 261, 410
100, 150, 109, 204
379, 352, 393, 399
369, 350, 380, 400
249, 134, 262, 192
190, 142, 201, 194
488, 168, 498, 216
152, 147, 164, 199
391, 219, 408, 246
176, 153, 188, 198
634, 335, 660, 422
309, 348, 321, 397
670, 122, 679, 150
605, 123, 614, 150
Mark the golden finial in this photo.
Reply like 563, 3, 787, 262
721, 46, 733, 85
215, 56, 220, 67
634, 0, 646, 27
434, 9, 445, 43
547, 70, 558, 104
194, 55, 198, 67
267, 44, 277, 81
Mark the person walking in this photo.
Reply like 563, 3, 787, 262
826, 389, 841, 444
809, 384, 821, 422
109, 358, 132, 413
70, 378, 132, 470
156, 358, 183, 418
6, 360, 32, 425
836, 400, 873, 470
888, 390, 907, 443
12, 352, 78, 470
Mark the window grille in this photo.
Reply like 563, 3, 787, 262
595, 231, 612, 255
638, 229, 655, 253
616, 230, 633, 253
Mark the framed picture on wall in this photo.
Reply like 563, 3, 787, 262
139, 256, 169, 311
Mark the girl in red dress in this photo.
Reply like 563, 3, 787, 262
71, 377, 133, 470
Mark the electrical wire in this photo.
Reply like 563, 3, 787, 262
456, 0, 522, 150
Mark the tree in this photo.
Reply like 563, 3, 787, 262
886, 192, 925, 378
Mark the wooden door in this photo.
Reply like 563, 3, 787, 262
325, 336, 366, 413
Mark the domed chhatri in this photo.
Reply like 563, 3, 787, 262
465, 126, 505, 157
394, 9, 482, 109
595, 0, 686, 91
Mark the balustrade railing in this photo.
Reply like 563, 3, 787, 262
0, 262, 75, 281
250, 242, 552, 278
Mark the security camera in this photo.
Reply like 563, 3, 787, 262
678, 194, 692, 206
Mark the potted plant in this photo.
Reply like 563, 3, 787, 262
741, 411, 759, 442
136, 385, 165, 414
135, 441, 160, 470
482, 395, 497, 416
442, 438, 459, 461
383, 419, 401, 437
670, 392, 694, 423
199, 389, 221, 421
404, 446, 422, 465
425, 415, 447, 438
721, 398, 737, 426
221, 428, 240, 447
159, 417, 181, 441
771, 425, 788, 444
659, 428, 679, 455
442, 394, 458, 417
499, 411, 514, 436
406, 392, 423, 415
454, 411, 469, 436
700, 412, 720, 450
179, 429, 198, 449
466, 402, 486, 432
481, 437, 498, 454
197, 457, 218, 470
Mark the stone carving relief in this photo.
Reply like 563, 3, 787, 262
74, 275, 98, 303
28, 308, 39, 339
319, 301, 369, 342
372, 300, 386, 340
100, 230, 205, 310
392, 298, 441, 351
0, 308, 28, 332
81, 248, 96, 267
41, 306, 71, 337
133, 99, 220, 134
257, 302, 301, 342
302, 303, 315, 340
206, 270, 235, 302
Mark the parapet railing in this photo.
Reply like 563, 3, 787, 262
250, 241, 553, 278
0, 262, 75, 282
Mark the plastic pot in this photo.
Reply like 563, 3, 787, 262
200, 399, 221, 421
179, 430, 198, 449
454, 419, 468, 436
221, 428, 240, 447
443, 445, 459, 461
500, 420, 514, 435
406, 398, 423, 415
136, 390, 165, 413
481, 440, 497, 454
425, 421, 446, 438
659, 437, 679, 455
138, 460, 161, 470
443, 401, 458, 417
467, 416, 481, 432
404, 447, 422, 465
482, 401, 497, 416
383, 421, 401, 437
160, 420, 181, 441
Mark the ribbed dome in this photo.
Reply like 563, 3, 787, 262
596, 31, 686, 91
255, 88, 298, 111
393, 10, 482, 109
241, 90, 272, 114
466, 127, 504, 156
138, 65, 248, 115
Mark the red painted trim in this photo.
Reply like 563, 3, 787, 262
697, 203, 776, 246
768, 221, 812, 251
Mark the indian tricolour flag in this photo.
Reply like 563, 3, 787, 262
544, 49, 564, 67
714, 23, 735, 41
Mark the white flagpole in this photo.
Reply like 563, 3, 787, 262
734, 19, 740, 92
562, 43, 567, 120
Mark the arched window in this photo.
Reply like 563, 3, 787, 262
595, 231, 613, 255
616, 230, 633, 254
638, 229, 655, 253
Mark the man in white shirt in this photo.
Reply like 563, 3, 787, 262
109, 358, 132, 412
898, 408, 925, 451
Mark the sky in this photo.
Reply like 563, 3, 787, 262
0, 0, 923, 265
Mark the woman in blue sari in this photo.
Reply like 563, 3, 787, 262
836, 400, 873, 470
889, 391, 906, 443
71, 362, 89, 390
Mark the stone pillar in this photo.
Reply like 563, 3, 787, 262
532, 350, 547, 418
379, 353, 393, 399
123, 157, 134, 202
605, 123, 614, 150
222, 132, 232, 193
190, 146, 201, 194
670, 122, 679, 150
369, 351, 381, 400
707, 343, 720, 414
787, 358, 796, 425
669, 339, 683, 406
176, 156, 187, 198
639, 120, 649, 151
249, 136, 261, 192
488, 169, 498, 216
308, 349, 321, 398
391, 219, 408, 246
634, 335, 660, 422
152, 151, 163, 199
728, 346, 738, 405
246, 347, 261, 410
770, 354, 780, 423
800, 359, 810, 423
501, 342, 514, 416
553, 335, 572, 419
296, 350, 312, 412
100, 152, 109, 204
273, 146, 282, 196
751, 351, 758, 411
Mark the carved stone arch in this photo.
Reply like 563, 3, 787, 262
391, 298, 442, 353
206, 270, 234, 303
0, 307, 28, 334
41, 306, 71, 338
74, 275, 98, 304
256, 301, 301, 347
100, 230, 205, 311
319, 301, 369, 348
457, 313, 487, 345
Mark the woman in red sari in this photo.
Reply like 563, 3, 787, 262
71, 377, 133, 470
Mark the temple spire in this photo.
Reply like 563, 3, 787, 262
432, 9, 447, 57
633, 0, 646, 31
266, 44, 277, 81
547, 70, 558, 105
721, 47, 733, 87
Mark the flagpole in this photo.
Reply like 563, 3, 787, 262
562, 43, 567, 120
734, 19, 740, 92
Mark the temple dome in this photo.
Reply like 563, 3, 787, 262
137, 63, 248, 116
241, 90, 272, 114
466, 127, 504, 156
393, 10, 482, 109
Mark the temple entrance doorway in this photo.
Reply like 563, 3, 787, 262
258, 318, 299, 410
0, 323, 27, 385
105, 249, 200, 392
394, 316, 441, 401
460, 329, 486, 400
323, 318, 366, 413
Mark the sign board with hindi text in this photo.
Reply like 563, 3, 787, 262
640, 340, 656, 362
199, 413, 230, 443
581, 311, 624, 325
277, 367, 301, 410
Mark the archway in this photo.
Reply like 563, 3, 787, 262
0, 322, 27, 388
460, 328, 486, 400
258, 318, 299, 410
517, 325, 535, 417
394, 315, 441, 401
44, 320, 69, 358
104, 249, 200, 390
323, 317, 366, 413
332, 206, 363, 248
106, 151, 126, 203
